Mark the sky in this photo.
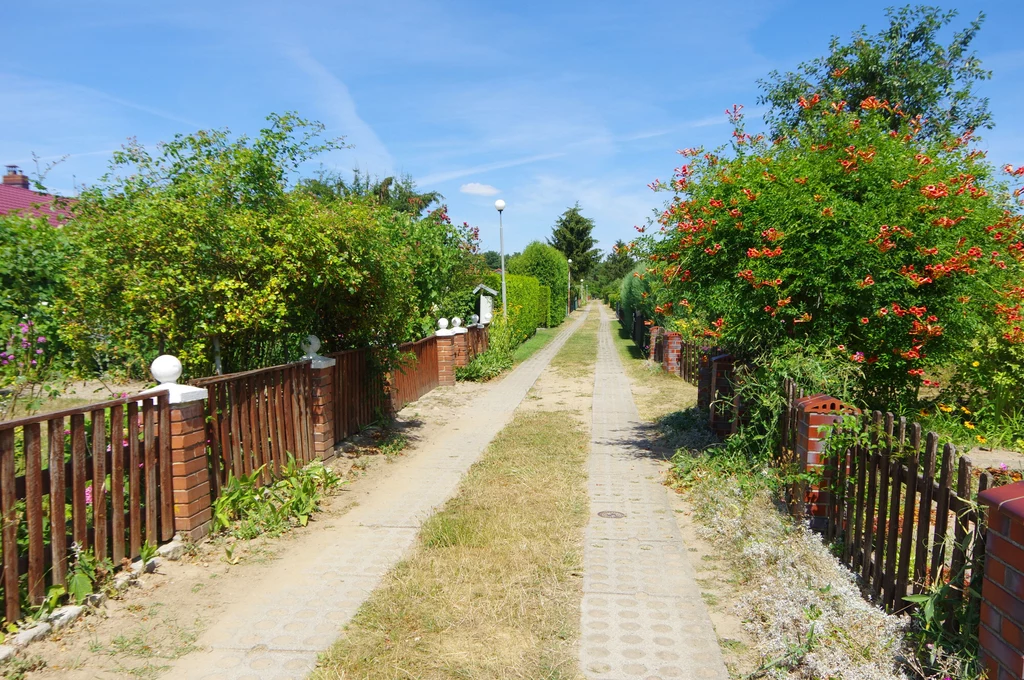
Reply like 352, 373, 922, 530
2, 1, 1023, 257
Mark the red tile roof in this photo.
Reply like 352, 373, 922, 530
0, 185, 72, 226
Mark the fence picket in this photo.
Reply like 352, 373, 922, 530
931, 443, 955, 584
1, 428, 18, 622
48, 418, 67, 588
71, 413, 88, 550
128, 401, 141, 559
894, 425, 920, 612
25, 422, 44, 605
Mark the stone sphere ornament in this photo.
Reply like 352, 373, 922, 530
437, 318, 449, 330
150, 355, 183, 385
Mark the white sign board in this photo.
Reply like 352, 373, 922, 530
479, 295, 494, 325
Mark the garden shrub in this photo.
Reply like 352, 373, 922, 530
507, 241, 568, 326
482, 272, 543, 347
619, 263, 651, 324
640, 101, 1023, 410
537, 285, 551, 328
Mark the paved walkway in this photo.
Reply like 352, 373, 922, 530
579, 306, 728, 679
165, 309, 591, 679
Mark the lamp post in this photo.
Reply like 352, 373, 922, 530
566, 258, 572, 316
495, 199, 508, 320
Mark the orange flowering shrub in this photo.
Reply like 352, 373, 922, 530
642, 100, 1023, 406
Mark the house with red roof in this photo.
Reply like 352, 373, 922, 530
0, 166, 72, 226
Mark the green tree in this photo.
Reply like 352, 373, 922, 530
548, 203, 600, 279
483, 250, 502, 269
595, 240, 635, 284
299, 169, 442, 216
507, 241, 569, 326
759, 5, 992, 140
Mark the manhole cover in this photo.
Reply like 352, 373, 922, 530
597, 511, 626, 519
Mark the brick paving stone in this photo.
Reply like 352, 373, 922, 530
581, 306, 728, 680
163, 309, 592, 679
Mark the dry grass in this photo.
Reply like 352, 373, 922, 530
549, 312, 599, 378
312, 318, 594, 680
605, 306, 696, 421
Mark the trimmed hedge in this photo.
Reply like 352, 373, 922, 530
483, 272, 543, 346
507, 241, 568, 327
537, 285, 551, 328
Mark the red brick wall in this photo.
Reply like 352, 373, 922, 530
979, 483, 1024, 679
453, 332, 469, 368
793, 395, 860, 524
170, 400, 212, 540
648, 327, 662, 361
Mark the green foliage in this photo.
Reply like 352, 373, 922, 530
548, 203, 600, 279
507, 241, 568, 326
482, 272, 543, 347
67, 543, 115, 605
298, 169, 442, 216
644, 102, 1021, 409
456, 316, 515, 382
759, 5, 992, 140
212, 457, 342, 539
619, 263, 651, 323
482, 250, 502, 270
58, 113, 479, 378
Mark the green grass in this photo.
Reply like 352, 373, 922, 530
513, 326, 560, 364
549, 313, 599, 378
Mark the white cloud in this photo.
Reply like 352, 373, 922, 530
459, 182, 500, 196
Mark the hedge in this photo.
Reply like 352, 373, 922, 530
507, 241, 568, 327
483, 272, 542, 346
537, 284, 551, 328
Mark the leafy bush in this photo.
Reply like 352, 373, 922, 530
619, 263, 651, 324
537, 285, 551, 328
507, 241, 568, 326
641, 101, 1022, 409
456, 316, 515, 381
212, 457, 342, 539
482, 272, 543, 347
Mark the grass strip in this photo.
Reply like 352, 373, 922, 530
513, 326, 560, 364
313, 322, 594, 679
549, 312, 599, 379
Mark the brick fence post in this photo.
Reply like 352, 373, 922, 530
301, 335, 337, 461
147, 355, 212, 542
436, 318, 456, 387
648, 326, 662, 361
979, 482, 1024, 680
793, 394, 860, 529
664, 332, 682, 375
452, 317, 470, 368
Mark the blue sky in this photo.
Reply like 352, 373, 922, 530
2, 1, 1022, 257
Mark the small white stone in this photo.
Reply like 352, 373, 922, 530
0, 644, 16, 662
12, 623, 50, 648
113, 571, 137, 591
47, 605, 83, 632
85, 592, 107, 608
157, 541, 185, 561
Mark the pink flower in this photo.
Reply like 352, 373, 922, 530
84, 485, 93, 506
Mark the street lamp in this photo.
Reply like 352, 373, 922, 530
566, 258, 572, 316
495, 199, 507, 320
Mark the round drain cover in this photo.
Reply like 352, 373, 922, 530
597, 511, 626, 519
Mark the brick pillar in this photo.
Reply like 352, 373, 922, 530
664, 332, 682, 375
648, 326, 662, 361
436, 320, 456, 386
979, 483, 1024, 680
310, 359, 336, 461
148, 355, 212, 542
793, 394, 860, 528
170, 399, 213, 540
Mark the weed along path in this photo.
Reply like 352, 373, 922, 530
579, 306, 729, 679
157, 308, 592, 680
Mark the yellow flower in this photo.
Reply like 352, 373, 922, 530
961, 406, 971, 415
964, 421, 975, 430
939, 403, 953, 413
972, 361, 980, 367
919, 409, 930, 417
976, 435, 987, 444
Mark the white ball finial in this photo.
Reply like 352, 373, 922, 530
470, 314, 480, 325
494, 199, 506, 212
302, 334, 322, 357
437, 318, 449, 330
452, 317, 463, 328
151, 355, 182, 385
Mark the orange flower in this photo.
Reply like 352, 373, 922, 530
822, 207, 835, 217
793, 176, 808, 185
832, 67, 849, 78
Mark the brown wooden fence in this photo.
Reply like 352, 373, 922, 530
0, 390, 173, 623
192, 362, 314, 495
329, 348, 388, 438
391, 336, 439, 412
467, 326, 488, 361
779, 379, 989, 616
679, 340, 702, 384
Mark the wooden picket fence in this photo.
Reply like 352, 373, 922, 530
779, 379, 989, 616
0, 390, 173, 623
328, 348, 388, 439
390, 337, 439, 412
467, 326, 489, 361
192, 361, 315, 495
